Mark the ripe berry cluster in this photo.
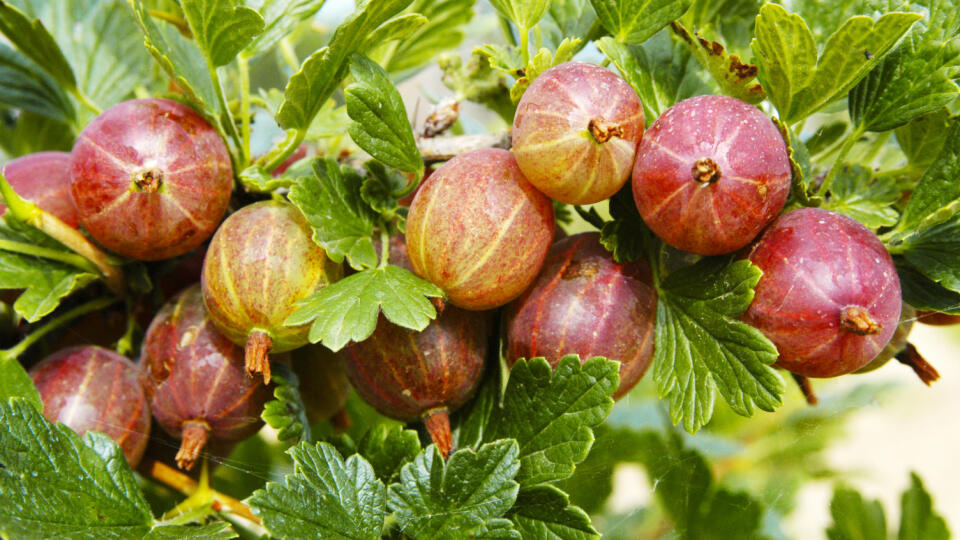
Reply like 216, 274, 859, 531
3, 58, 941, 471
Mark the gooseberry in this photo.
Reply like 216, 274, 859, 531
513, 61, 645, 204
405, 148, 554, 310
504, 232, 657, 399
1, 151, 78, 227
69, 98, 233, 260
30, 345, 151, 467
141, 285, 271, 470
340, 235, 489, 457
632, 95, 791, 255
201, 200, 341, 383
743, 208, 902, 377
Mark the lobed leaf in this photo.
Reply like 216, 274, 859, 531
0, 398, 155, 537
261, 365, 311, 444
144, 522, 237, 539
388, 441, 521, 539
248, 442, 387, 540
131, 1, 222, 117
597, 31, 713, 124
894, 258, 960, 314
670, 21, 764, 104
489, 0, 550, 30
826, 485, 888, 540
356, 424, 421, 483
288, 158, 378, 270
589, 0, 693, 44
895, 107, 953, 170
181, 0, 264, 67
897, 215, 960, 293
752, 3, 920, 124
276, 0, 412, 131
0, 355, 41, 411
245, 0, 327, 56
653, 258, 783, 434
889, 117, 960, 238
849, 0, 960, 132
285, 265, 442, 352
476, 356, 619, 486
599, 184, 658, 263
898, 472, 950, 540
508, 37, 580, 103
345, 54, 423, 176
383, 0, 476, 74
0, 219, 98, 322
633, 429, 765, 538
821, 165, 900, 229
508, 485, 598, 539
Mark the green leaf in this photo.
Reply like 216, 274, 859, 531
181, 0, 264, 67
889, 117, 960, 238
0, 398, 155, 537
895, 107, 953, 170
0, 1, 76, 91
895, 258, 960, 314
261, 364, 311, 444
0, 43, 74, 124
249, 441, 387, 540
508, 485, 598, 540
806, 121, 848, 156
285, 265, 442, 352
361, 161, 408, 216
388, 440, 521, 539
288, 158, 378, 270
700, 490, 765, 540
276, 0, 412, 131
599, 184, 658, 263
10, 1, 149, 121
489, 0, 550, 30
541, 0, 599, 47
145, 522, 237, 539
0, 220, 98, 322
383, 0, 476, 74
821, 165, 900, 229
897, 214, 960, 292
471, 518, 521, 539
637, 431, 711, 534
898, 472, 950, 540
0, 355, 40, 411
478, 356, 618, 486
654, 258, 783, 434
362, 13, 429, 58
670, 21, 764, 104
589, 0, 693, 44
826, 485, 887, 540
0, 110, 73, 158
509, 37, 581, 103
684, 0, 760, 29
849, 2, 960, 132
633, 429, 764, 539
357, 424, 421, 482
346, 54, 423, 176
131, 1, 222, 117
752, 3, 921, 124
245, 0, 327, 56
597, 31, 713, 123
